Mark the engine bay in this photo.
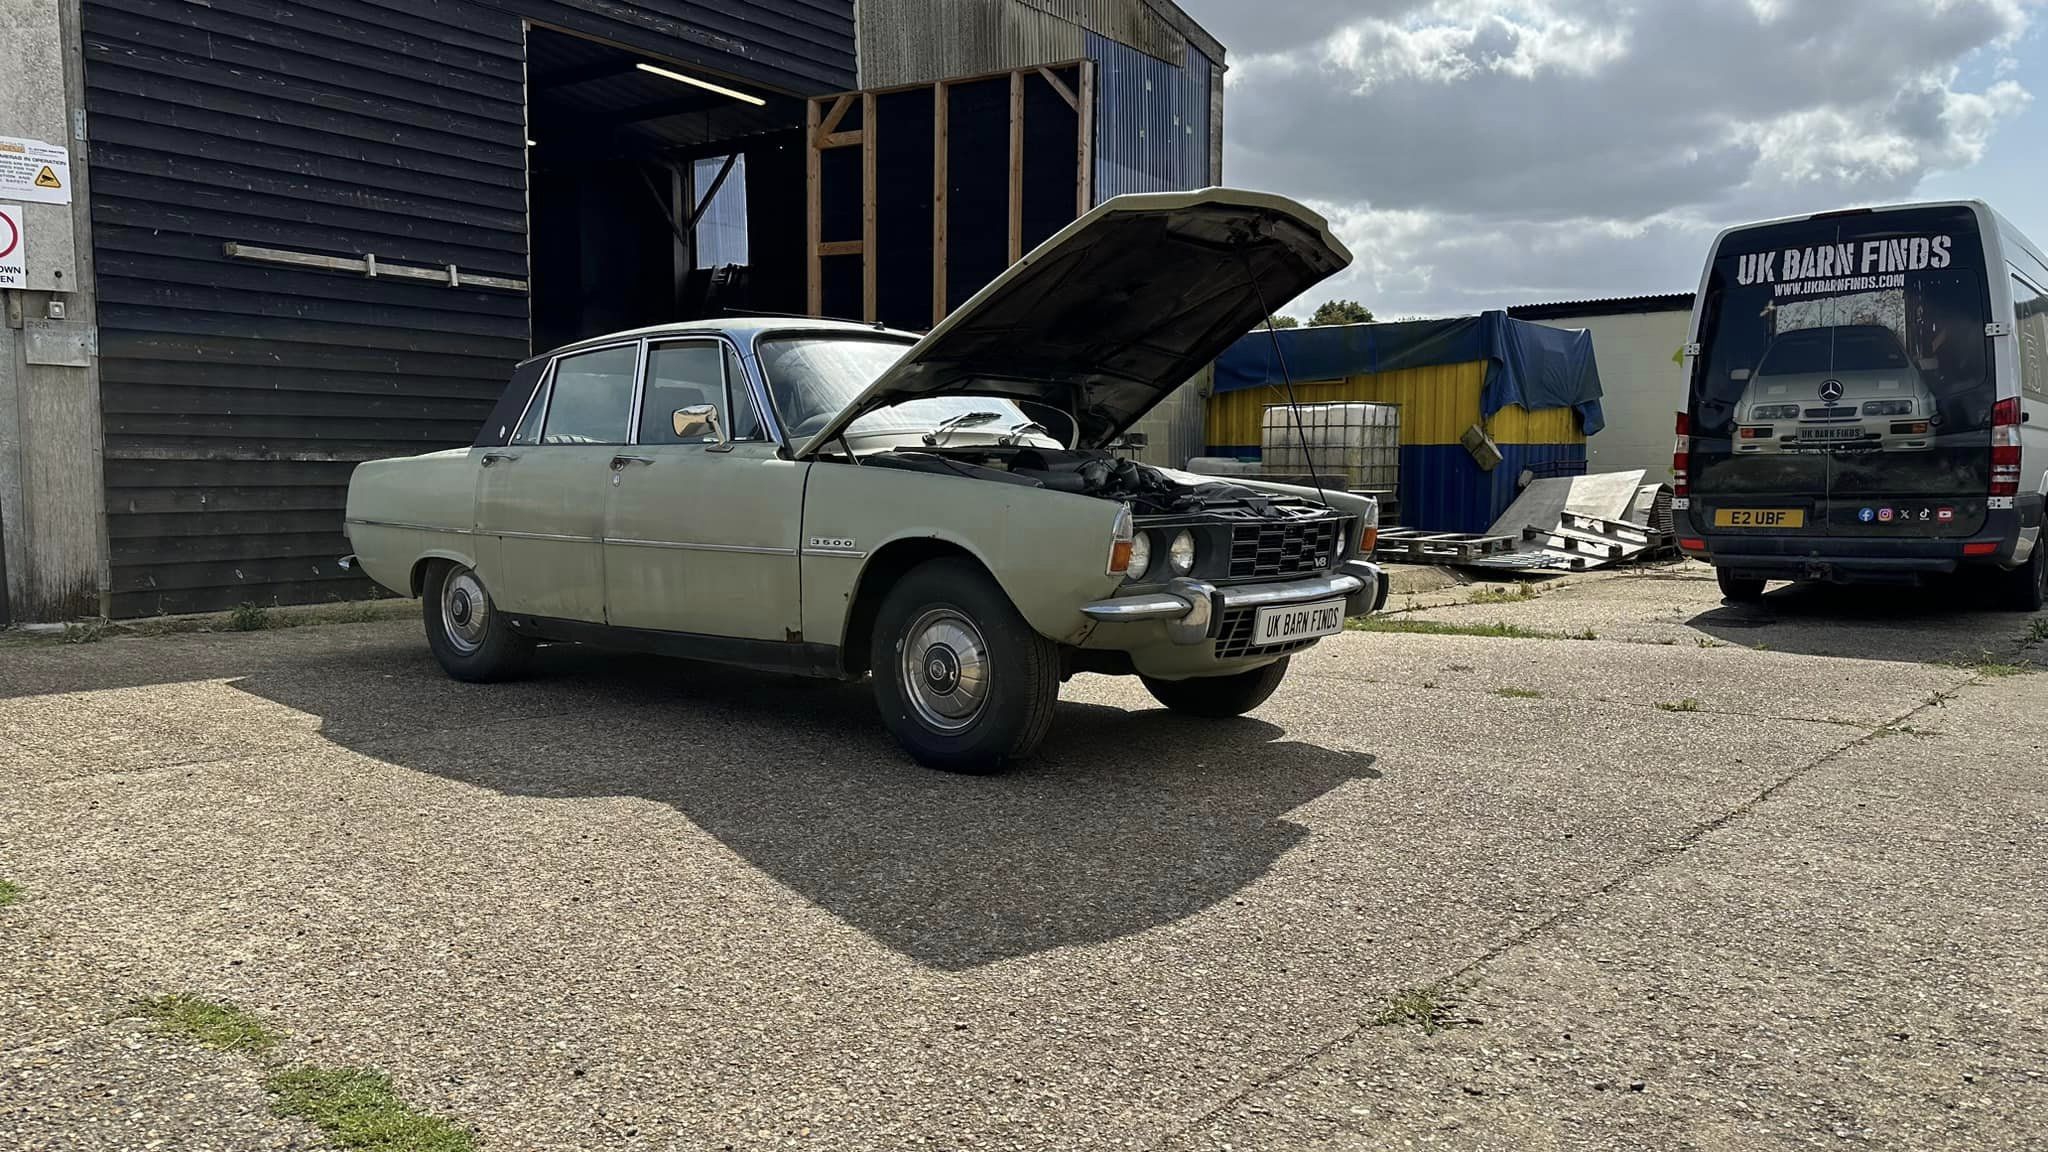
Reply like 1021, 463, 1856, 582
864, 445, 1328, 519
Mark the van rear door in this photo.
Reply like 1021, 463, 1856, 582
1691, 206, 1993, 540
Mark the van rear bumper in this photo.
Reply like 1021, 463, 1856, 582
1690, 500, 2036, 584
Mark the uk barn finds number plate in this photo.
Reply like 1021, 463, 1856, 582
1253, 599, 1347, 645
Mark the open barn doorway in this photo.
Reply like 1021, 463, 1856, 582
524, 26, 808, 352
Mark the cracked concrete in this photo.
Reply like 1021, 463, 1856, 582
1, 568, 2043, 1150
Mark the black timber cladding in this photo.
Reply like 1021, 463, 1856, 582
81, 0, 855, 616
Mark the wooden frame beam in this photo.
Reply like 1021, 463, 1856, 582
817, 94, 854, 137
806, 98, 821, 316
1037, 66, 1077, 110
816, 240, 863, 257
817, 130, 864, 149
932, 79, 949, 327
862, 90, 878, 322
1076, 60, 1095, 218
1008, 70, 1024, 266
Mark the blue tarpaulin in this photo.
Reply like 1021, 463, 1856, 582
1214, 310, 1606, 435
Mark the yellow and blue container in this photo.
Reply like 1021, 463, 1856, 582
1209, 313, 1604, 533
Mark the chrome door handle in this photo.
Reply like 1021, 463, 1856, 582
481, 451, 518, 466
610, 454, 655, 470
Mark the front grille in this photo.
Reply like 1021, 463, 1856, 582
1803, 406, 1857, 420
1229, 517, 1342, 579
1214, 607, 1327, 660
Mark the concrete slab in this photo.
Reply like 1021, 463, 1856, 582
0, 602, 2041, 1151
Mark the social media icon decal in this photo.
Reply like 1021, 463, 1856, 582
1878, 508, 1894, 523
1858, 507, 1875, 523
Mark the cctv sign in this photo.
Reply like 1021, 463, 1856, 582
0, 205, 23, 289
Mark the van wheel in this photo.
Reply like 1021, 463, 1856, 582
422, 560, 533, 682
871, 558, 1060, 773
2002, 538, 2048, 612
1142, 658, 1290, 717
1716, 570, 1767, 603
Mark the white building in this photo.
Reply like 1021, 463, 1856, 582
1509, 294, 1694, 478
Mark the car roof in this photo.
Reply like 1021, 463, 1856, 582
523, 317, 923, 366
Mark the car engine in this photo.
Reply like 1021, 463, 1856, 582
865, 445, 1328, 518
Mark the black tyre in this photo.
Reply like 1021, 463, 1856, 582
2001, 537, 2048, 612
1716, 570, 1768, 603
422, 560, 533, 682
871, 558, 1059, 773
1141, 658, 1290, 718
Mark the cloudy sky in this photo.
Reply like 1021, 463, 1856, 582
1179, 0, 2046, 319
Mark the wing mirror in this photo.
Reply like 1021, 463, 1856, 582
673, 404, 727, 445
1919, 357, 1940, 372
1729, 368, 1752, 382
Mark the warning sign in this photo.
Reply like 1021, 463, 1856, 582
0, 136, 72, 206
0, 205, 23, 290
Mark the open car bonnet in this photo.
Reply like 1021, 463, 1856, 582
794, 188, 1352, 459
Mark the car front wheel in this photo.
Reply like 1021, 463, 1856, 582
870, 558, 1059, 773
422, 560, 533, 682
1141, 658, 1290, 717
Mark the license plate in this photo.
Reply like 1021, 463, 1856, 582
1798, 427, 1863, 441
1714, 508, 1806, 528
1253, 599, 1346, 645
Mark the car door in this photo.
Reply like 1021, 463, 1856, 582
475, 341, 641, 622
604, 338, 808, 640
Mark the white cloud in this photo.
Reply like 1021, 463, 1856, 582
1182, 0, 2039, 317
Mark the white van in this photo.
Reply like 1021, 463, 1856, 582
1675, 201, 2048, 608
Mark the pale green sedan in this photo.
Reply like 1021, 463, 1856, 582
343, 189, 1386, 772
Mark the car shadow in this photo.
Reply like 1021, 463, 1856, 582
1687, 574, 2039, 662
229, 642, 1379, 971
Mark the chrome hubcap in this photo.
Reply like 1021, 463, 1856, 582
899, 608, 990, 733
441, 566, 491, 655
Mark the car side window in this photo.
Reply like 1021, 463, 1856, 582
725, 346, 763, 441
510, 373, 549, 445
640, 342, 726, 444
2015, 274, 2048, 400
541, 345, 638, 445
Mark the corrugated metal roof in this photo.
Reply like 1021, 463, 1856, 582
856, 0, 1211, 87
1506, 293, 1694, 321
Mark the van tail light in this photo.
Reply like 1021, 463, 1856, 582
1678, 537, 1708, 555
1672, 411, 1691, 497
1963, 541, 2000, 556
1991, 397, 2022, 499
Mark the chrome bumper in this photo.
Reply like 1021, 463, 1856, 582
1081, 560, 1384, 646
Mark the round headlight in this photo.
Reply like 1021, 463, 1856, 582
1126, 531, 1152, 580
1335, 524, 1349, 559
1168, 530, 1197, 575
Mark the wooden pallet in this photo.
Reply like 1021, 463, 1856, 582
1373, 528, 1518, 563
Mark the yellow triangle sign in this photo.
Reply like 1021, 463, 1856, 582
34, 165, 61, 189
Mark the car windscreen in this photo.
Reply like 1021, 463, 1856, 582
1689, 205, 1992, 503
756, 335, 1030, 441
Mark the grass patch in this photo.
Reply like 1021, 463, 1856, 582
1467, 584, 1539, 605
62, 619, 110, 644
1495, 687, 1544, 699
0, 878, 20, 907
265, 1067, 474, 1152
1349, 618, 1567, 640
129, 994, 280, 1053
227, 603, 274, 632
1657, 698, 1702, 713
1935, 652, 2034, 678
2027, 618, 2048, 644
1371, 985, 1464, 1036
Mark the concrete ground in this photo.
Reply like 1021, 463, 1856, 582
1, 565, 2043, 1151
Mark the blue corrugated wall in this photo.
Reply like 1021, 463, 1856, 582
1086, 32, 1211, 201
